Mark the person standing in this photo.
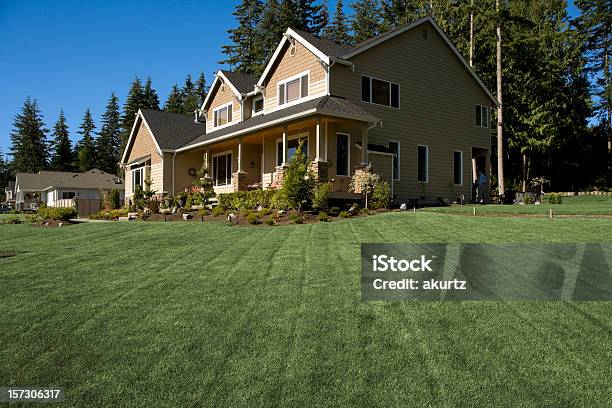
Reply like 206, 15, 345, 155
477, 170, 487, 203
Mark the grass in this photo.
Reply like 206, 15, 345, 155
0, 212, 611, 407
423, 194, 612, 216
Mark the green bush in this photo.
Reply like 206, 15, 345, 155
247, 212, 261, 225
265, 218, 275, 226
212, 206, 225, 217
372, 181, 392, 209
38, 207, 77, 221
107, 189, 120, 210
547, 193, 563, 204
3, 215, 22, 224
270, 191, 290, 210
242, 209, 253, 217
280, 141, 315, 210
24, 214, 39, 223
289, 213, 304, 224
329, 206, 341, 215
338, 211, 350, 218
198, 208, 210, 217
261, 207, 272, 216
217, 190, 277, 211
90, 209, 128, 220
318, 212, 328, 222
312, 183, 330, 211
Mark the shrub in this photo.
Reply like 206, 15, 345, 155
349, 164, 380, 208
371, 181, 392, 209
318, 212, 328, 222
198, 208, 210, 218
265, 218, 275, 226
329, 206, 341, 215
547, 193, 563, 204
280, 141, 315, 210
289, 213, 304, 224
217, 190, 277, 211
3, 215, 22, 224
90, 209, 128, 220
24, 214, 39, 223
261, 207, 272, 216
312, 183, 330, 211
212, 206, 225, 217
38, 207, 77, 221
270, 191, 290, 210
247, 212, 261, 225
242, 209, 253, 217
338, 211, 350, 218
107, 189, 121, 210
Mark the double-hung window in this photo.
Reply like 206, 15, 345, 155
213, 152, 232, 186
131, 165, 144, 190
213, 103, 232, 127
389, 141, 400, 181
417, 145, 428, 183
278, 72, 309, 105
362, 75, 400, 108
336, 133, 350, 176
453, 151, 463, 185
475, 105, 489, 127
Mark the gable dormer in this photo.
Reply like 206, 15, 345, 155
202, 70, 258, 132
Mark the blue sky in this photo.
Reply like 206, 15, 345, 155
0, 0, 579, 158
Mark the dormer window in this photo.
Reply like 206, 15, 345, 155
213, 103, 232, 127
278, 71, 309, 105
252, 95, 264, 114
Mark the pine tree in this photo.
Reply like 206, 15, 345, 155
221, 0, 264, 75
120, 76, 144, 152
351, 0, 383, 43
0, 148, 11, 196
75, 108, 96, 172
278, 0, 301, 31
295, 0, 326, 32
142, 77, 160, 110
49, 110, 73, 172
9, 97, 48, 173
196, 72, 208, 107
182, 75, 200, 114
328, 0, 351, 44
259, 0, 283, 72
312, 0, 330, 37
164, 84, 184, 113
96, 93, 122, 175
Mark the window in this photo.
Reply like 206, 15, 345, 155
389, 141, 400, 181
213, 152, 232, 186
61, 191, 76, 199
362, 76, 400, 108
131, 166, 144, 190
276, 135, 308, 166
336, 133, 350, 176
252, 96, 264, 114
417, 145, 428, 183
453, 151, 463, 185
213, 104, 232, 127
475, 105, 489, 127
278, 72, 309, 105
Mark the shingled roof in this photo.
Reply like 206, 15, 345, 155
15, 169, 123, 192
179, 95, 379, 151
139, 109, 205, 150
220, 70, 258, 94
290, 28, 354, 58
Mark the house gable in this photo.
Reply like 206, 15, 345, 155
122, 114, 163, 165
204, 75, 242, 132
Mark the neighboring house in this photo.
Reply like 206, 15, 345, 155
121, 16, 498, 204
14, 169, 124, 211
2, 181, 16, 209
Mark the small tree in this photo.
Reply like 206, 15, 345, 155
349, 164, 379, 208
280, 141, 315, 211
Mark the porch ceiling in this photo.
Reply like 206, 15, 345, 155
177, 95, 379, 152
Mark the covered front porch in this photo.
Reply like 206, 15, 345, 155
176, 114, 375, 198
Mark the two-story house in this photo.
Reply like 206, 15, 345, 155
121, 16, 498, 203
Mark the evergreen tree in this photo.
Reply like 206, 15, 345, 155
182, 74, 200, 114
351, 0, 383, 43
0, 148, 11, 196
221, 0, 264, 75
120, 76, 144, 152
96, 93, 122, 175
164, 84, 184, 113
142, 77, 160, 110
196, 72, 208, 107
278, 0, 301, 31
328, 0, 351, 44
75, 108, 96, 172
9, 97, 48, 173
259, 0, 283, 72
49, 110, 73, 172
295, 0, 326, 32
312, 0, 330, 37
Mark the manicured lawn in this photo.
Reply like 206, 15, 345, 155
423, 194, 611, 216
1, 212, 611, 407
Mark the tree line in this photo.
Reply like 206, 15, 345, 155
221, 0, 610, 193
1, 74, 208, 191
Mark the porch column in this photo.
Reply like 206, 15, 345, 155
237, 137, 244, 173
282, 126, 288, 165
204, 148, 212, 179
311, 118, 328, 182
232, 137, 248, 191
361, 123, 369, 165
315, 118, 324, 161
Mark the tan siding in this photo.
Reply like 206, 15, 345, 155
206, 80, 241, 132
127, 121, 162, 165
174, 150, 204, 194
330, 21, 491, 201
150, 162, 164, 193
263, 41, 327, 112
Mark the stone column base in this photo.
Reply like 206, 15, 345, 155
232, 172, 248, 192
275, 165, 287, 187
352, 166, 367, 194
309, 160, 329, 182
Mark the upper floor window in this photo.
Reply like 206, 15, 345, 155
362, 75, 400, 108
213, 103, 232, 127
278, 72, 309, 105
252, 96, 264, 114
475, 105, 489, 127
